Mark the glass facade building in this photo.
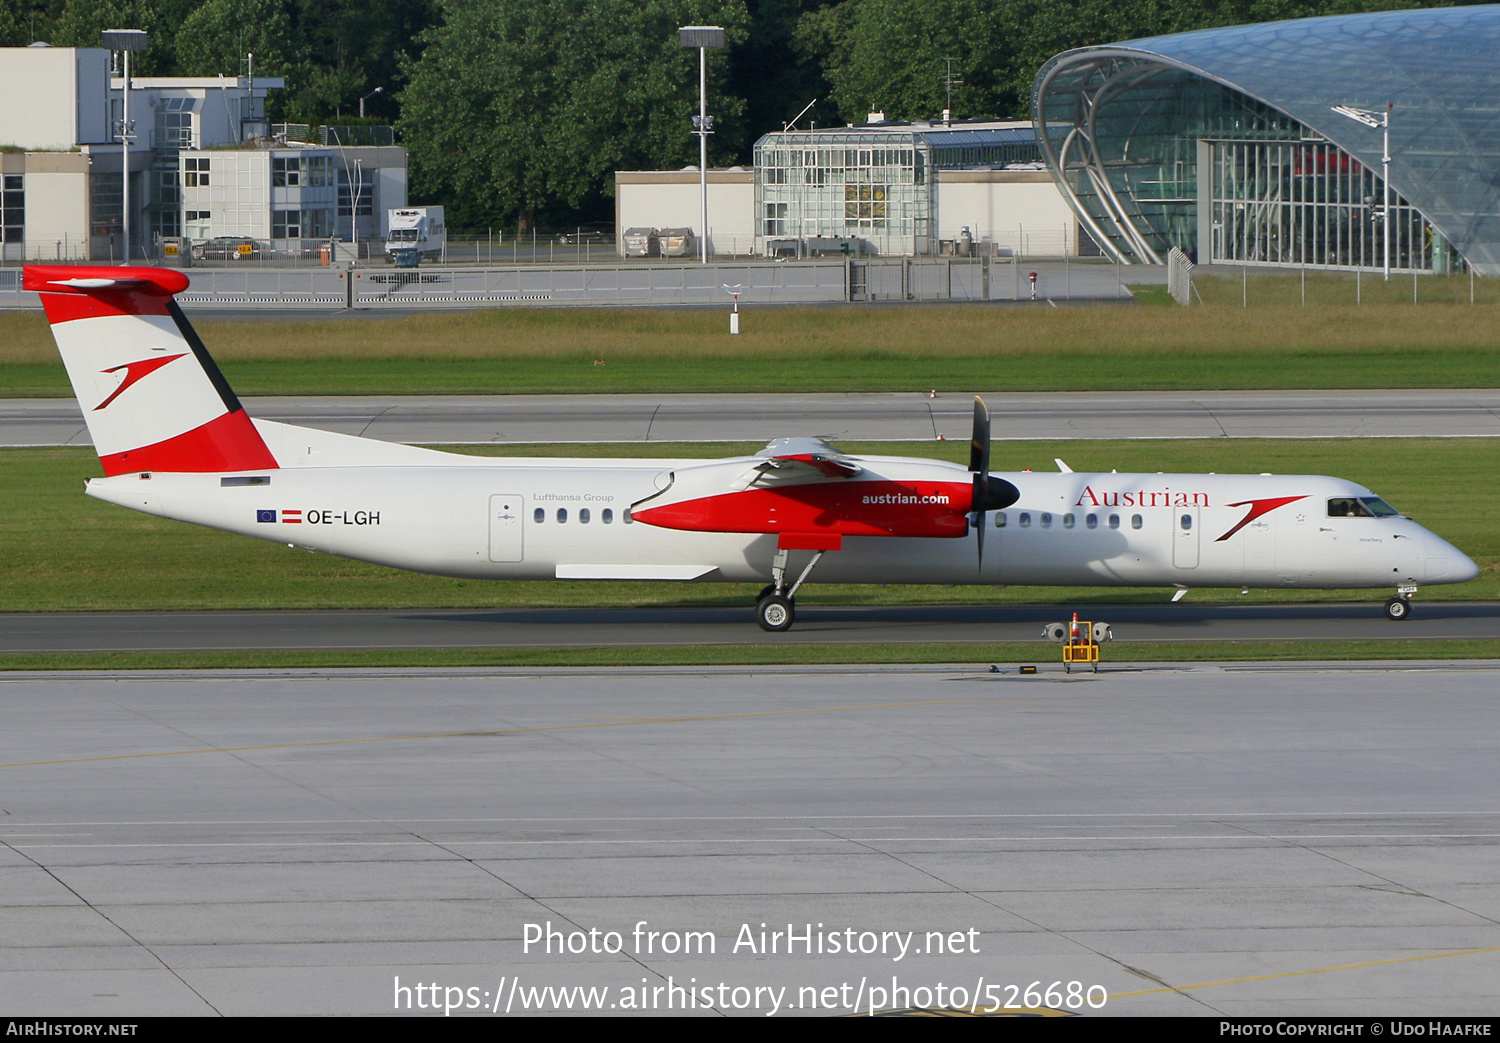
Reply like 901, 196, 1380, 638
1032, 6, 1500, 273
753, 123, 1039, 256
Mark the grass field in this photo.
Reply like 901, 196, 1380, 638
3, 437, 1493, 613
2, 276, 1497, 396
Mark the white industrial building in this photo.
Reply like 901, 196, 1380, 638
614, 167, 755, 258
614, 120, 1087, 258
0, 44, 405, 262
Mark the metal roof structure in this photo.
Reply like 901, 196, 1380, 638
1033, 5, 1500, 272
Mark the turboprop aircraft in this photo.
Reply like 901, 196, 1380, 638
27, 265, 1478, 630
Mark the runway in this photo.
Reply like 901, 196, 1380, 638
4, 601, 1496, 654
2, 663, 1497, 1016
4, 388, 1500, 447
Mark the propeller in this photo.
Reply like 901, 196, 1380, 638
969, 396, 1020, 570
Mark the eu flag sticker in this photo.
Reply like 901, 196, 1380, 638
257, 509, 277, 523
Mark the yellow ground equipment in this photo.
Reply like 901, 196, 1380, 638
1043, 614, 1112, 673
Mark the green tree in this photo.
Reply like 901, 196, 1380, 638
0, 2, 68, 47
285, 0, 442, 122
799, 0, 1013, 123
50, 0, 174, 72
400, 0, 749, 229
175, 0, 297, 79
731, 0, 839, 139
800, 0, 1443, 126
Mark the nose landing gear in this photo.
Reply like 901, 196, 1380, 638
1385, 585, 1418, 621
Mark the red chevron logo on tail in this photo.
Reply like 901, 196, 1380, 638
94, 353, 189, 411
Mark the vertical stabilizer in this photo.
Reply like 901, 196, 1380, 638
25, 266, 277, 476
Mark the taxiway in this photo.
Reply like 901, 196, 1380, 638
2, 663, 1497, 1016
4, 389, 1499, 447
4, 601, 1497, 655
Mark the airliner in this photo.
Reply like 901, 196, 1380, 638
26, 265, 1478, 630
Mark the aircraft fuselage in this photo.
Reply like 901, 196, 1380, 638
84, 450, 1469, 591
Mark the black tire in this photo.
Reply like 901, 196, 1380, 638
1385, 597, 1412, 622
757, 584, 777, 602
756, 594, 795, 632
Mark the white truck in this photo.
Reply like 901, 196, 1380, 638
384, 206, 446, 261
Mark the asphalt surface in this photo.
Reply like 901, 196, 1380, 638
4, 601, 1495, 655
5, 388, 1500, 447
3, 663, 1498, 1016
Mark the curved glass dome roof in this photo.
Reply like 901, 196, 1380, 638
1033, 6, 1500, 272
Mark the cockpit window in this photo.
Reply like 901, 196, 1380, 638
1328, 497, 1401, 518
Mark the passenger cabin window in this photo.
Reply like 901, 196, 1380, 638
1180, 513, 1193, 530
1063, 513, 1075, 529
1131, 514, 1143, 529
1108, 514, 1120, 529
1019, 512, 1031, 528
623, 508, 634, 524
1041, 512, 1052, 528
533, 508, 544, 523
580, 508, 591, 524
1086, 514, 1098, 529
557, 508, 567, 523
994, 512, 1006, 528
602, 508, 613, 524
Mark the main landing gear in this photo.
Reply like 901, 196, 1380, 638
1385, 585, 1418, 622
755, 547, 828, 632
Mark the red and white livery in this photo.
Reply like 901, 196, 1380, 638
27, 265, 1478, 629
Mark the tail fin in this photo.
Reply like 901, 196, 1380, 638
25, 265, 277, 476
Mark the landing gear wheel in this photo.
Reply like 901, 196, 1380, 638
756, 594, 795, 632
757, 584, 777, 602
1385, 597, 1412, 622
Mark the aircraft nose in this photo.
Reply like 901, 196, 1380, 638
1452, 548, 1481, 583
1424, 533, 1480, 584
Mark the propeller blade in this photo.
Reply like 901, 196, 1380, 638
971, 397, 991, 572
968, 396, 1019, 572
969, 397, 990, 476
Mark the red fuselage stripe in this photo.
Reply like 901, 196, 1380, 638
634, 480, 974, 538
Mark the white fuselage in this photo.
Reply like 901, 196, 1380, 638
84, 426, 1474, 591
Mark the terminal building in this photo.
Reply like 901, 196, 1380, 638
1032, 5, 1500, 274
0, 44, 405, 262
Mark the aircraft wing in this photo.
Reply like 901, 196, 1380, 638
631, 440, 972, 540
750, 437, 863, 482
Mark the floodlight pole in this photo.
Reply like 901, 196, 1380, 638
680, 26, 724, 265
1332, 102, 1393, 280
1382, 104, 1391, 281
103, 29, 148, 264
122, 47, 131, 262
699, 46, 707, 263
360, 86, 383, 120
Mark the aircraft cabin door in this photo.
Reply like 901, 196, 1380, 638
1173, 506, 1200, 569
489, 494, 524, 563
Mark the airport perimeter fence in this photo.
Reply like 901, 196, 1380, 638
0, 257, 1138, 309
